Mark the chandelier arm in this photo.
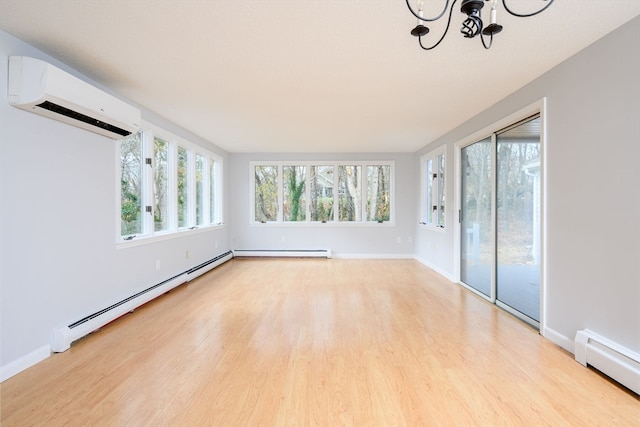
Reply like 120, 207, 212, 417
501, 0, 555, 18
418, 0, 458, 50
405, 0, 450, 22
480, 32, 494, 49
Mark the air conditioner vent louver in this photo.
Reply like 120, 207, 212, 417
36, 100, 132, 137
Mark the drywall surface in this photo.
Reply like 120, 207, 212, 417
0, 30, 230, 378
415, 17, 640, 353
229, 152, 417, 257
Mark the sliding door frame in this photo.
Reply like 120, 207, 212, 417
453, 98, 547, 331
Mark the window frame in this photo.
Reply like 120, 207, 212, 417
116, 121, 224, 247
250, 160, 395, 226
420, 146, 446, 231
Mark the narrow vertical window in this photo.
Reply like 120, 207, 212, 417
436, 153, 445, 227
255, 165, 278, 222
338, 165, 361, 221
283, 165, 306, 221
153, 137, 169, 232
177, 146, 189, 228
310, 165, 334, 222
421, 149, 445, 228
367, 165, 390, 222
195, 154, 205, 226
120, 131, 143, 237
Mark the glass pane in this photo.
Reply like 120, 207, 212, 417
283, 166, 306, 221
460, 138, 493, 297
338, 166, 361, 221
177, 146, 189, 228
310, 165, 334, 222
210, 160, 216, 224
496, 118, 541, 321
367, 165, 390, 222
255, 165, 278, 222
153, 137, 169, 232
195, 154, 205, 225
120, 132, 143, 236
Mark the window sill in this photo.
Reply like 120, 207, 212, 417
419, 223, 446, 233
116, 223, 225, 249
250, 221, 396, 228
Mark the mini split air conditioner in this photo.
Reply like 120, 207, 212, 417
8, 56, 140, 139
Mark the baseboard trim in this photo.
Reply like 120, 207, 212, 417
542, 327, 574, 354
413, 255, 456, 282
1, 345, 51, 383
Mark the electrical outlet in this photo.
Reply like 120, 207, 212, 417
281, 235, 286, 243
155, 259, 161, 271
396, 236, 402, 244
186, 250, 190, 259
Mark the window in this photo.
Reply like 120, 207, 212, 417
310, 165, 334, 222
153, 136, 169, 232
421, 148, 445, 228
251, 161, 394, 224
254, 165, 278, 222
118, 124, 223, 243
283, 165, 306, 222
120, 131, 144, 236
367, 165, 391, 222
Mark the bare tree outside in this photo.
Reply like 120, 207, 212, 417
120, 132, 143, 236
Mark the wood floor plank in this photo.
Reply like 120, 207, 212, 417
1, 258, 638, 426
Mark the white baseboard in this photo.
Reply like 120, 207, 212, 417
1, 345, 51, 382
413, 255, 456, 282
542, 327, 574, 354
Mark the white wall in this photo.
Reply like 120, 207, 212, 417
415, 17, 640, 353
229, 153, 416, 257
0, 30, 231, 379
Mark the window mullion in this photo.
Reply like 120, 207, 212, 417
142, 130, 154, 236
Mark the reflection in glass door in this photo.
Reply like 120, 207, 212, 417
496, 118, 541, 322
460, 137, 493, 298
459, 116, 541, 326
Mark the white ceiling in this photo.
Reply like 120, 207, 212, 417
1, 1, 639, 153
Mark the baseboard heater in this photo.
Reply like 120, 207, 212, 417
575, 329, 640, 394
233, 249, 331, 258
52, 250, 233, 353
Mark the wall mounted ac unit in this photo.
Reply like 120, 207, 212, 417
8, 56, 140, 139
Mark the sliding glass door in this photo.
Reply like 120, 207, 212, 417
460, 137, 493, 298
459, 116, 541, 325
496, 118, 541, 322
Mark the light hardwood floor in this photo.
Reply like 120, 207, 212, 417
1, 259, 638, 426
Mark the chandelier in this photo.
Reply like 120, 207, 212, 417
407, 0, 555, 50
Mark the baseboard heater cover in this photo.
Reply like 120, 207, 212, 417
52, 250, 233, 353
575, 329, 640, 394
233, 249, 331, 258
186, 250, 234, 281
